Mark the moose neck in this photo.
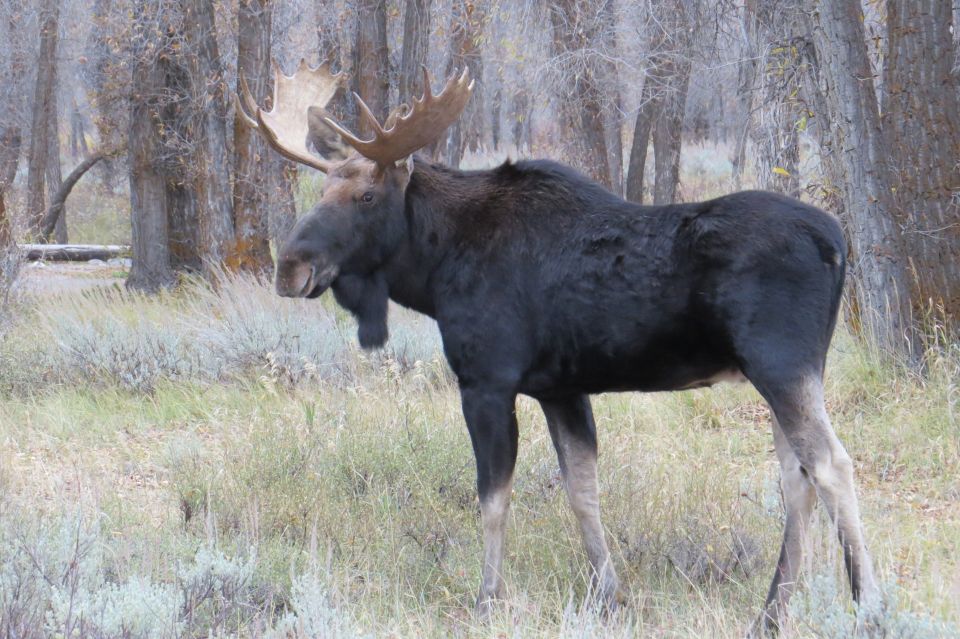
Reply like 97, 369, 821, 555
378, 159, 472, 317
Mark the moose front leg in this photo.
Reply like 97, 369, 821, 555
540, 395, 622, 610
460, 385, 519, 618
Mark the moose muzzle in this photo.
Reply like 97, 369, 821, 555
275, 258, 339, 298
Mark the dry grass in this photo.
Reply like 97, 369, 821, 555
0, 271, 957, 638
0, 143, 956, 636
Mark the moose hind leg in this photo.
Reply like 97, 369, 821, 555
540, 395, 622, 608
460, 386, 519, 617
756, 412, 818, 633
763, 376, 879, 611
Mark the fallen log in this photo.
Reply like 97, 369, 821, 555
20, 244, 130, 262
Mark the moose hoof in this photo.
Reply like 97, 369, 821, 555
474, 591, 504, 622
746, 609, 782, 638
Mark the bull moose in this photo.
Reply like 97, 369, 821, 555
236, 61, 878, 633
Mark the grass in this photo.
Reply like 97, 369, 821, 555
0, 143, 957, 636
0, 272, 957, 638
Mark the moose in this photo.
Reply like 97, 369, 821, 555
237, 61, 878, 633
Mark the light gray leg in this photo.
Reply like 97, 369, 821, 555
755, 412, 818, 634
477, 480, 513, 617
762, 376, 879, 633
460, 386, 519, 619
541, 395, 622, 608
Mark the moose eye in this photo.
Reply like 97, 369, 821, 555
360, 191, 375, 203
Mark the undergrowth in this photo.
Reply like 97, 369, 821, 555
0, 272, 956, 637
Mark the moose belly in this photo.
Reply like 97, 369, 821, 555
519, 329, 744, 397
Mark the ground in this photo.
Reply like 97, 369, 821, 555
0, 151, 957, 637
0, 262, 957, 638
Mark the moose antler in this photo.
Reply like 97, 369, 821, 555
322, 67, 474, 166
235, 59, 345, 173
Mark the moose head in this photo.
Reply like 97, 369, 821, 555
236, 61, 473, 346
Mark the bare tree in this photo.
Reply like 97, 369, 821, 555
39, 151, 108, 242
399, 0, 431, 105
444, 0, 486, 167
126, 0, 176, 292
883, 0, 960, 327
233, 0, 275, 273
45, 56, 66, 243
735, 0, 803, 197
68, 100, 91, 160
626, 0, 692, 205
181, 0, 234, 273
0, 4, 26, 231
353, 0, 389, 133
548, 0, 611, 187
26, 0, 59, 240
804, 0, 913, 353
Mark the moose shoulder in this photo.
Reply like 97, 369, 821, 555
238, 61, 878, 635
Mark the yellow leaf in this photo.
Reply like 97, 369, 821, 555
772, 167, 791, 177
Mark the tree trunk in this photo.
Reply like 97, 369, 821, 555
599, 0, 622, 194
267, 157, 298, 247
40, 152, 107, 242
126, 1, 176, 293
22, 244, 127, 261
805, 0, 914, 354
511, 89, 531, 152
883, 0, 960, 327
26, 0, 59, 240
181, 0, 234, 273
232, 0, 275, 273
0, 11, 25, 243
730, 0, 759, 190
399, 0, 431, 105
651, 58, 690, 205
626, 77, 659, 204
549, 0, 611, 187
46, 60, 67, 244
744, 1, 803, 197
0, 195, 9, 247
626, 0, 691, 205
354, 0, 390, 134
0, 128, 20, 238
444, 0, 486, 167
69, 102, 90, 160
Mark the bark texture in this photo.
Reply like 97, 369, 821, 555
45, 59, 66, 244
549, 0, 611, 187
626, 0, 691, 205
126, 1, 176, 293
182, 0, 234, 273
354, 0, 390, 133
232, 0, 275, 273
40, 152, 107, 242
444, 0, 486, 167
883, 0, 960, 324
399, 0, 431, 105
26, 0, 59, 240
806, 0, 913, 352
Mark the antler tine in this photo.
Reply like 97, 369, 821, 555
319, 116, 365, 149
321, 66, 474, 167
353, 92, 387, 137
235, 75, 259, 129
419, 65, 433, 102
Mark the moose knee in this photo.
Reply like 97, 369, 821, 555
806, 447, 855, 495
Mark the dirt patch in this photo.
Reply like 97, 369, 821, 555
19, 261, 126, 296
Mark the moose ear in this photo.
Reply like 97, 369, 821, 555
392, 156, 414, 190
307, 106, 350, 161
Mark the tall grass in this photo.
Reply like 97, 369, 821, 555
0, 273, 957, 637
